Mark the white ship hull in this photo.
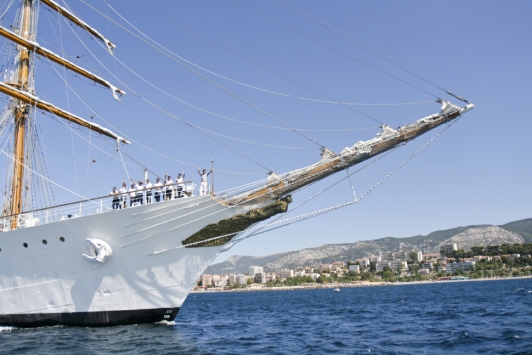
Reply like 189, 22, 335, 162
0, 195, 256, 326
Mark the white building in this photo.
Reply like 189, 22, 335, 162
201, 274, 213, 287
390, 261, 407, 270
421, 262, 433, 270
445, 261, 475, 273
214, 281, 227, 288
236, 274, 247, 285
349, 264, 360, 273
411, 251, 423, 262
277, 269, 294, 279
319, 264, 331, 272
227, 273, 236, 285
418, 268, 431, 276
266, 272, 276, 282
441, 244, 458, 254
249, 266, 264, 278
294, 270, 306, 277
376, 262, 390, 272
254, 273, 267, 284
332, 261, 345, 268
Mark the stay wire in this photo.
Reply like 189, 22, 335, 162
228, 0, 439, 100
48, 19, 268, 175
99, 1, 325, 148
121, 0, 432, 110
110, 49, 382, 133
276, 0, 469, 103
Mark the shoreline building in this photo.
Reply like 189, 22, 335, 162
250, 266, 264, 278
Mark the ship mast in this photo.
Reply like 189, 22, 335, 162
9, 0, 34, 227
0, 0, 128, 229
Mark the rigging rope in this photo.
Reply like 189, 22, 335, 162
120, 0, 428, 120
89, 1, 325, 149
111, 52, 383, 133
275, 0, 470, 104
0, 147, 101, 209
51, 11, 295, 174
236, 145, 401, 243
227, 0, 440, 101
117, 146, 131, 182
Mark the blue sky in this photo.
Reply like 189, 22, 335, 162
0, 1, 530, 261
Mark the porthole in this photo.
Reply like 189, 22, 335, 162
42, 240, 47, 245
23, 243, 28, 248
60, 237, 65, 242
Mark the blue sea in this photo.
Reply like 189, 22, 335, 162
1, 279, 532, 354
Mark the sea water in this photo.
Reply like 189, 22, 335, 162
1, 278, 532, 354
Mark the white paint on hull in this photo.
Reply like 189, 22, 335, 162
0, 195, 256, 315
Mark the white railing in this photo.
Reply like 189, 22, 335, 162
0, 180, 208, 232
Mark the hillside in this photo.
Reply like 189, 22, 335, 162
204, 217, 532, 275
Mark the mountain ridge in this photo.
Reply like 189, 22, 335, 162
205, 217, 532, 275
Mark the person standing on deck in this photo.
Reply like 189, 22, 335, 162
198, 167, 213, 196
154, 177, 163, 202
136, 180, 145, 205
119, 181, 127, 208
110, 187, 120, 210
145, 178, 153, 204
176, 172, 185, 198
129, 183, 137, 206
164, 174, 173, 201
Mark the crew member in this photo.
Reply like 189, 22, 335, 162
197, 167, 212, 196
119, 181, 127, 208
154, 177, 163, 202
110, 187, 120, 210
129, 183, 137, 206
145, 178, 153, 204
176, 172, 185, 198
164, 174, 173, 201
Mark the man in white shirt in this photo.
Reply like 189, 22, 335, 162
145, 178, 153, 204
119, 181, 127, 208
136, 180, 145, 205
164, 174, 173, 201
154, 177, 163, 202
197, 167, 212, 196
176, 172, 185, 198
128, 183, 137, 206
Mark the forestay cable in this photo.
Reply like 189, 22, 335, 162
227, 0, 439, 100
276, 0, 470, 103
122, 0, 433, 108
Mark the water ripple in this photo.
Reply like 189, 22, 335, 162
1, 279, 532, 354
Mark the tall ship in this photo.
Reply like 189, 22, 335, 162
0, 1, 473, 326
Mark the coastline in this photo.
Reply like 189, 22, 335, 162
191, 276, 532, 293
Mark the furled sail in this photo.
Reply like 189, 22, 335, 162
0, 82, 129, 144
40, 0, 116, 54
0, 26, 124, 100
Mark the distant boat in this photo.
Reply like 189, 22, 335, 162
333, 288, 341, 292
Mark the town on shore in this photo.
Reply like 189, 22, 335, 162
194, 242, 532, 292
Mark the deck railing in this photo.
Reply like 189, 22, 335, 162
0, 180, 206, 231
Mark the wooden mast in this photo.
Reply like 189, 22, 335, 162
9, 0, 33, 228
